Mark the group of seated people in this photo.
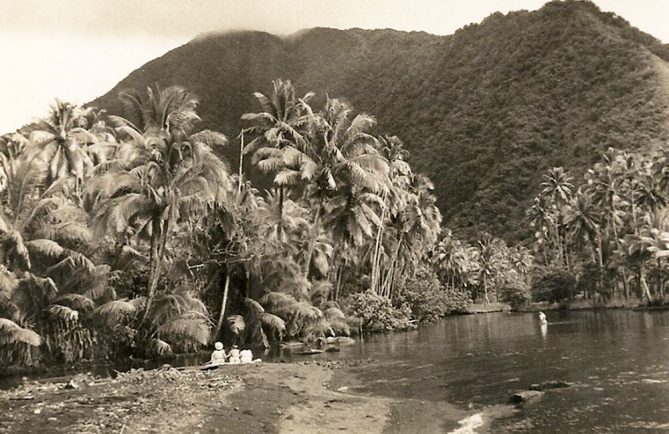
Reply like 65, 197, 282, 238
207, 342, 260, 366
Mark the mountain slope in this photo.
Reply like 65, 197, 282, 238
92, 0, 669, 242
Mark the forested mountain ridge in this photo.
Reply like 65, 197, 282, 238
91, 0, 669, 242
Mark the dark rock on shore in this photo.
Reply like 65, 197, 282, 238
509, 390, 544, 405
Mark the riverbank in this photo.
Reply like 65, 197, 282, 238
0, 361, 471, 433
514, 298, 669, 312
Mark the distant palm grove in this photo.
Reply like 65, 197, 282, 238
0, 79, 666, 368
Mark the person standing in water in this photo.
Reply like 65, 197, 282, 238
539, 311, 547, 325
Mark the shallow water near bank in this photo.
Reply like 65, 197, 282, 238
4, 310, 669, 432
281, 310, 669, 432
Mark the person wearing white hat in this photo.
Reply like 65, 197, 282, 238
208, 342, 227, 366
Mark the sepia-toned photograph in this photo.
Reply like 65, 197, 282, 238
1, 0, 669, 432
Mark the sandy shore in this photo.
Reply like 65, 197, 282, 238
0, 361, 470, 433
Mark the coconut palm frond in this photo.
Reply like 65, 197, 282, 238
48, 304, 80, 322
54, 293, 95, 312
2, 230, 31, 270
38, 222, 92, 245
311, 244, 333, 277
310, 280, 332, 306
256, 157, 285, 174
85, 172, 141, 200
157, 317, 210, 345
243, 298, 265, 315
25, 239, 66, 260
274, 169, 303, 187
0, 318, 41, 346
12, 274, 58, 318
259, 291, 297, 317
45, 251, 96, 281
189, 130, 228, 148
149, 338, 173, 356
293, 301, 322, 321
0, 265, 19, 296
129, 297, 147, 311
302, 318, 332, 339
325, 316, 351, 336
260, 312, 286, 339
253, 147, 284, 161
94, 299, 138, 326
323, 307, 346, 321
93, 193, 155, 237
227, 314, 246, 335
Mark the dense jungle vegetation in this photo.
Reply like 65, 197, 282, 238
3, 0, 669, 369
1, 81, 541, 367
92, 0, 669, 242
527, 149, 669, 306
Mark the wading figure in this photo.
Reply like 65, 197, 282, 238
539, 311, 548, 325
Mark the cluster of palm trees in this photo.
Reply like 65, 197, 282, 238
433, 230, 533, 305
528, 148, 669, 303
235, 80, 444, 336
0, 79, 453, 366
0, 90, 222, 364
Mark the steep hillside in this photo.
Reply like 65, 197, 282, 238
92, 0, 669, 242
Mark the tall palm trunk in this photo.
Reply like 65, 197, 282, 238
212, 272, 231, 343
238, 131, 244, 199
483, 274, 490, 305
554, 219, 563, 265
371, 193, 388, 294
640, 264, 653, 303
143, 213, 171, 323
334, 259, 345, 301
382, 235, 403, 298
658, 258, 664, 297
302, 205, 322, 276
610, 212, 629, 299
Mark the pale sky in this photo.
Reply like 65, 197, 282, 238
0, 0, 667, 133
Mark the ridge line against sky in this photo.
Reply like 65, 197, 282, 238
0, 0, 668, 133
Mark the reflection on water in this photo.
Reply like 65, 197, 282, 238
282, 310, 669, 433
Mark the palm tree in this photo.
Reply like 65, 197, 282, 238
540, 167, 574, 268
621, 233, 654, 303
301, 97, 388, 278
242, 79, 315, 224
564, 190, 603, 294
0, 146, 110, 364
380, 174, 441, 299
585, 150, 630, 298
434, 230, 468, 290
111, 84, 201, 139
508, 245, 534, 277
370, 136, 411, 293
86, 86, 231, 323
638, 210, 669, 299
29, 100, 98, 187
527, 196, 553, 265
564, 191, 602, 263
476, 233, 506, 304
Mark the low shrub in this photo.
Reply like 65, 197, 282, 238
499, 282, 531, 308
397, 266, 471, 321
341, 290, 410, 331
531, 266, 576, 303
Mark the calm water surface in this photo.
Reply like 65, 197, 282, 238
291, 310, 669, 433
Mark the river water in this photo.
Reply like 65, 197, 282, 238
290, 310, 669, 433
